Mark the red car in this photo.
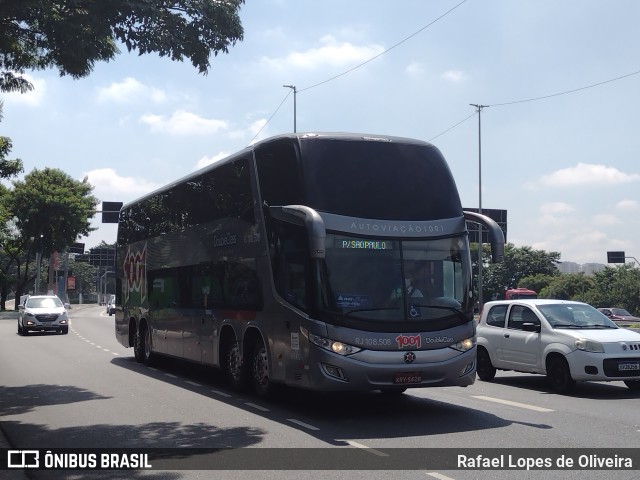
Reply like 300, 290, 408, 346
597, 308, 640, 324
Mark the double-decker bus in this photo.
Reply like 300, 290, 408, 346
114, 132, 504, 397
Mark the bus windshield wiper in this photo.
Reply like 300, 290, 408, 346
410, 304, 468, 322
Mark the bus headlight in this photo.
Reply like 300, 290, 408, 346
450, 336, 476, 352
302, 329, 361, 356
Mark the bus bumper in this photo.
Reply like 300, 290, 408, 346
301, 345, 476, 391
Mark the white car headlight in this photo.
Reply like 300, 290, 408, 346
575, 339, 605, 353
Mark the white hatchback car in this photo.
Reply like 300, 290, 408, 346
476, 299, 640, 392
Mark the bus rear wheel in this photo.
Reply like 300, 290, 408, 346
134, 323, 154, 365
252, 341, 277, 398
225, 340, 249, 392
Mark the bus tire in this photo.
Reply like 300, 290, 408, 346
252, 340, 275, 398
225, 340, 249, 392
134, 322, 154, 365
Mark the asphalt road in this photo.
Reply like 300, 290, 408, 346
1, 305, 639, 480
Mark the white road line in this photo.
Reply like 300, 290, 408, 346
287, 418, 320, 431
186, 381, 203, 387
341, 440, 389, 457
245, 402, 270, 412
426, 472, 456, 480
472, 395, 555, 412
210, 389, 232, 398
165, 373, 178, 379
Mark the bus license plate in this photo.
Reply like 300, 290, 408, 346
618, 362, 640, 371
394, 372, 422, 384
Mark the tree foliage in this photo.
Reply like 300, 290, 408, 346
0, 103, 25, 178
481, 243, 561, 300
582, 264, 640, 315
539, 272, 595, 302
0, 0, 245, 92
7, 168, 99, 301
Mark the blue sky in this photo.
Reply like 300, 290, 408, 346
2, 0, 639, 265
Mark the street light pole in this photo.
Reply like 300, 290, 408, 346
470, 103, 488, 308
283, 85, 297, 132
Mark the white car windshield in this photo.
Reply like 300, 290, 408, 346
539, 304, 617, 329
27, 297, 63, 308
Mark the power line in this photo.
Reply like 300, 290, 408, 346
254, 1, 468, 138
427, 68, 640, 142
488, 69, 640, 107
428, 111, 476, 142
298, 0, 468, 93
248, 89, 292, 145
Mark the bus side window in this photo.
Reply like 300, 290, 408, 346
223, 259, 262, 310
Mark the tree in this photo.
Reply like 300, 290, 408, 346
583, 265, 640, 315
0, 0, 245, 93
539, 272, 595, 302
482, 243, 561, 301
8, 167, 99, 303
0, 103, 24, 178
68, 257, 97, 297
518, 273, 556, 294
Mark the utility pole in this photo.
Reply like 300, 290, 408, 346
470, 103, 488, 309
283, 85, 297, 132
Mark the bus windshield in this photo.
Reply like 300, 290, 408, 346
319, 233, 472, 326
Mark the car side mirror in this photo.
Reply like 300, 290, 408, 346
522, 322, 541, 333
64, 303, 71, 309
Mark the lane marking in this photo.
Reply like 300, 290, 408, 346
341, 440, 389, 457
472, 395, 555, 412
186, 381, 203, 387
287, 418, 320, 431
245, 402, 270, 412
426, 473, 456, 480
211, 389, 232, 398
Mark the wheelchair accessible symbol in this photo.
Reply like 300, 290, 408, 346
408, 305, 420, 317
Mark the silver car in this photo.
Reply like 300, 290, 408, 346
476, 299, 640, 392
18, 295, 70, 335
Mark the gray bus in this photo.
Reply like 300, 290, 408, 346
114, 132, 504, 397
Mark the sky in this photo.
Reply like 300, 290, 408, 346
1, 0, 639, 266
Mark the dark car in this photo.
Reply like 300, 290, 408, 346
597, 308, 640, 324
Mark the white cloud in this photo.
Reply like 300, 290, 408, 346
140, 110, 228, 135
96, 77, 168, 104
539, 202, 574, 214
258, 35, 384, 71
405, 62, 426, 75
616, 199, 640, 211
540, 163, 640, 187
194, 152, 229, 170
592, 214, 622, 226
83, 168, 159, 200
3, 74, 46, 106
441, 69, 466, 83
